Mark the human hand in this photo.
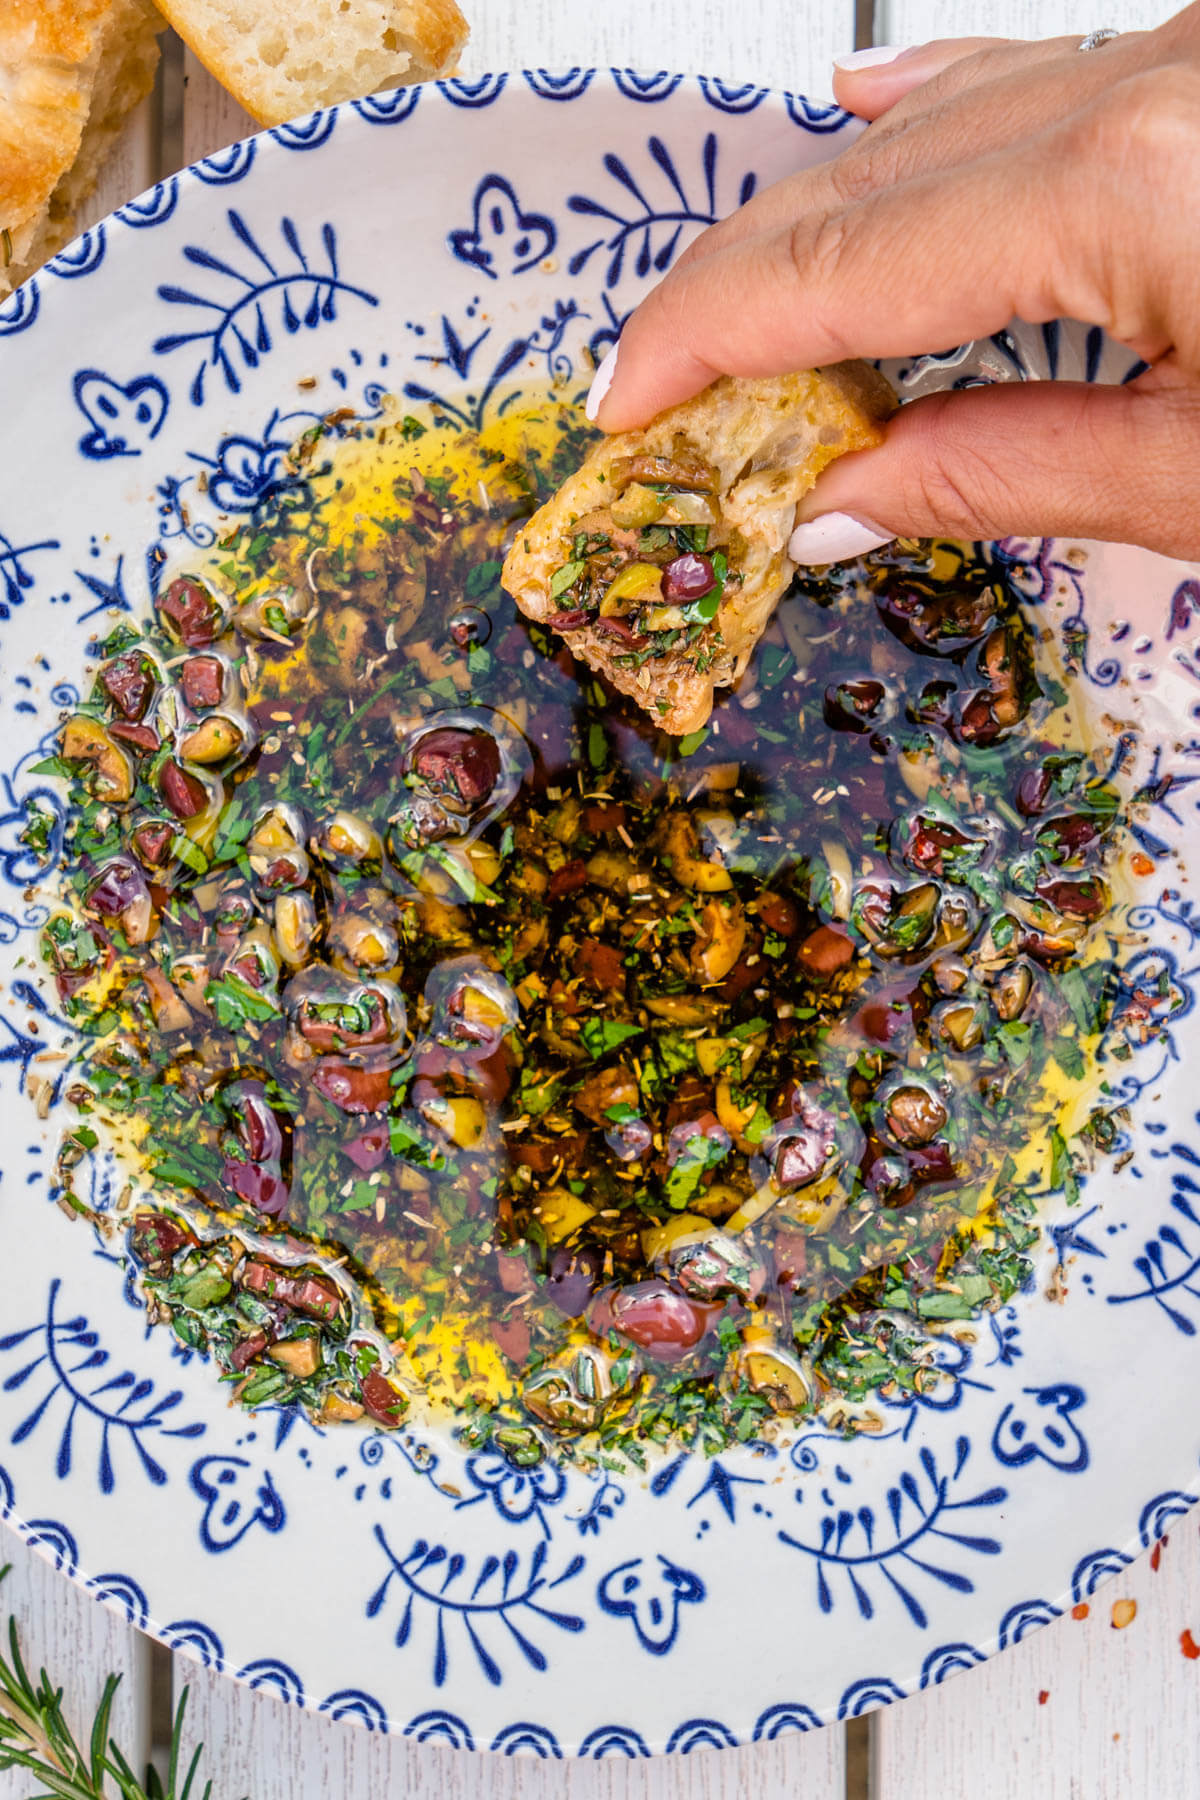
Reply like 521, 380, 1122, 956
585, 7, 1200, 563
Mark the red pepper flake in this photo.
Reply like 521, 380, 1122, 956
1131, 852, 1155, 877
1071, 1602, 1089, 1621
1151, 1539, 1165, 1572
1182, 1629, 1200, 1660
1037, 1690, 1049, 1706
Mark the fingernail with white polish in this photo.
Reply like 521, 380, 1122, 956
832, 44, 911, 71
586, 343, 619, 423
788, 513, 895, 565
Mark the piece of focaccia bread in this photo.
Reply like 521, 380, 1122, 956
502, 364, 896, 736
0, 0, 163, 302
155, 0, 469, 127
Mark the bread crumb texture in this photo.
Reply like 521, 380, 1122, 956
0, 0, 163, 299
156, 0, 469, 124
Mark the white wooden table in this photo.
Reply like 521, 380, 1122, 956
2, 2, 1189, 1795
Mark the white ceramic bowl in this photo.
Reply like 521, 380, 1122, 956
2, 71, 1200, 1756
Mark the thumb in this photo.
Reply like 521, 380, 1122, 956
787, 374, 1200, 564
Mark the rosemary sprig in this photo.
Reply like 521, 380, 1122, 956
0, 1565, 238, 1800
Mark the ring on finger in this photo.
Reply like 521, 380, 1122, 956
1078, 27, 1119, 51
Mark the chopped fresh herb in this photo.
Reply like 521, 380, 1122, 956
550, 560, 585, 598
580, 1018, 644, 1059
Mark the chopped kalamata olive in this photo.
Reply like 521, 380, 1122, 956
885, 1083, 949, 1147
211, 883, 257, 937
360, 1365, 408, 1427
224, 1159, 290, 1216
160, 760, 209, 820
227, 933, 276, 990
666, 1113, 730, 1165
1016, 765, 1052, 816
129, 1211, 195, 1273
1036, 812, 1102, 864
231, 1328, 271, 1372
876, 577, 998, 654
853, 881, 940, 958
86, 858, 149, 918
906, 1140, 957, 1185
226, 1081, 284, 1163
131, 821, 175, 869
449, 605, 491, 648
254, 851, 309, 894
548, 607, 592, 630
755, 890, 800, 937
824, 678, 886, 733
496, 1248, 535, 1296
509, 1132, 588, 1174
408, 726, 500, 812
158, 576, 222, 647
344, 1125, 389, 1172
1036, 874, 1108, 919
238, 1260, 343, 1321
587, 1280, 713, 1362
544, 1243, 603, 1317
429, 964, 516, 1054
956, 690, 1003, 744
605, 1117, 654, 1162
490, 1314, 532, 1362
773, 1096, 839, 1189
955, 628, 1035, 744
1016, 903, 1086, 962
109, 721, 160, 755
180, 654, 224, 710
661, 553, 715, 602
99, 651, 156, 720
864, 1150, 911, 1203
901, 814, 986, 878
669, 1231, 761, 1303
311, 1061, 394, 1114
852, 992, 912, 1047
593, 615, 648, 644
296, 987, 392, 1053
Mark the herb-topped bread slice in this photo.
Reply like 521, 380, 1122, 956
502, 364, 896, 735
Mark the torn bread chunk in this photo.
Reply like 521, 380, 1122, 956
154, 0, 469, 127
502, 364, 896, 736
0, 0, 164, 302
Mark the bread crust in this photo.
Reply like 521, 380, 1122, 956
0, 0, 162, 298
154, 0, 469, 126
502, 364, 896, 736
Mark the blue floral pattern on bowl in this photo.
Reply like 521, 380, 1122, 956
1, 70, 1200, 1755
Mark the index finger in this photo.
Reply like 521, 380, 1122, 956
590, 96, 1131, 431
